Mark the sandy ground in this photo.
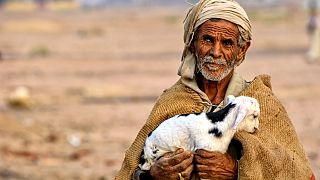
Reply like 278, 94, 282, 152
0, 6, 319, 179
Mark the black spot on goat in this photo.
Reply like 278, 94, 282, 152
208, 127, 222, 137
205, 103, 236, 123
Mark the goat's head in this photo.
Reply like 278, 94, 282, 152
227, 95, 260, 133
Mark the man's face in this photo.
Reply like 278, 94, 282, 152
193, 19, 243, 81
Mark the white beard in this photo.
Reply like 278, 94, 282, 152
196, 55, 237, 81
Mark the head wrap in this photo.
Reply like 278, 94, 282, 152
178, 0, 252, 79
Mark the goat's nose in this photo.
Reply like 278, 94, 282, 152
254, 127, 259, 132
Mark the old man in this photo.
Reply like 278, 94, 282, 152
116, 0, 314, 179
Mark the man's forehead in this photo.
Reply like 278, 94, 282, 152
197, 19, 239, 38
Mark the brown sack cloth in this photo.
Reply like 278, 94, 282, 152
115, 75, 313, 180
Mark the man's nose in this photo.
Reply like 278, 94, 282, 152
210, 43, 222, 58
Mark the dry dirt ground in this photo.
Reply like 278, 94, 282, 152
0, 6, 319, 180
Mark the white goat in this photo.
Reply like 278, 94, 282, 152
140, 95, 260, 171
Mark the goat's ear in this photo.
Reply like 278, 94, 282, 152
226, 95, 235, 104
232, 106, 247, 130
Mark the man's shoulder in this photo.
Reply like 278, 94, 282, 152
148, 78, 204, 121
158, 79, 194, 102
153, 78, 202, 109
162, 79, 187, 94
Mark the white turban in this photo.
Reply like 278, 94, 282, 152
178, 0, 252, 79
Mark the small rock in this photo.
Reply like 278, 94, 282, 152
67, 134, 81, 147
7, 86, 32, 109
69, 149, 91, 160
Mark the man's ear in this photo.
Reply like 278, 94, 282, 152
236, 41, 251, 62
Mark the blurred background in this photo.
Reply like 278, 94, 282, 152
0, 0, 319, 179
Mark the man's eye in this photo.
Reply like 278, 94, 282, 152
223, 40, 233, 47
203, 35, 213, 43
204, 38, 212, 43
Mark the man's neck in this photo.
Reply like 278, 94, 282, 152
196, 71, 233, 105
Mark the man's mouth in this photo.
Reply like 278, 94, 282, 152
206, 63, 221, 71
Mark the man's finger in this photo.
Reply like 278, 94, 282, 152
194, 154, 216, 165
163, 148, 184, 158
167, 150, 193, 165
195, 164, 210, 172
163, 151, 176, 158
175, 148, 184, 154
194, 154, 205, 164
180, 163, 193, 180
172, 152, 193, 172
195, 149, 220, 158
198, 172, 209, 179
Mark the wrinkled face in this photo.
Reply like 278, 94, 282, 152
193, 19, 246, 81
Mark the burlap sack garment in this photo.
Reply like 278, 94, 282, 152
116, 75, 313, 179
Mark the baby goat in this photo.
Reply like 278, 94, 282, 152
140, 95, 260, 171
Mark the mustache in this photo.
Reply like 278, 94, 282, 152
202, 56, 227, 65
197, 56, 226, 74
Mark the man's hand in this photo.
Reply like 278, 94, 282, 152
194, 149, 237, 180
150, 148, 194, 180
